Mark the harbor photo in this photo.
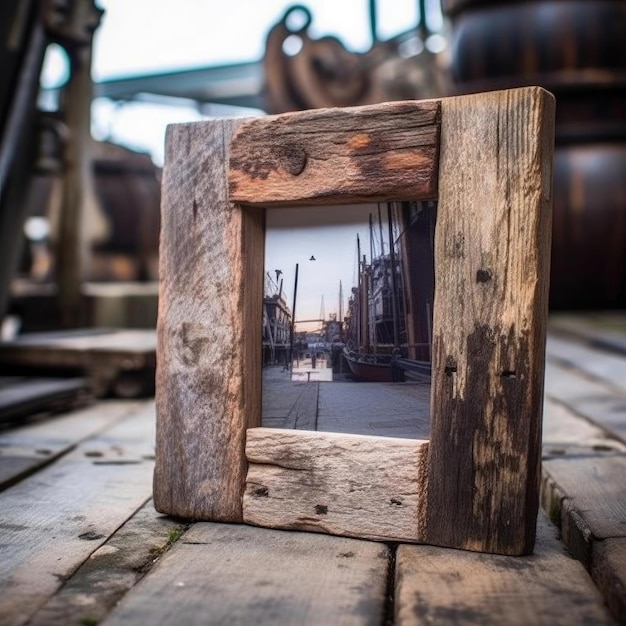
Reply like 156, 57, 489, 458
262, 201, 437, 439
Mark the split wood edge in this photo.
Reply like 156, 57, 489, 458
244, 428, 429, 543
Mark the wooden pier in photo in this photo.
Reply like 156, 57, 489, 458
0, 316, 625, 624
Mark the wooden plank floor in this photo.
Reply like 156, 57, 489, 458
0, 316, 624, 625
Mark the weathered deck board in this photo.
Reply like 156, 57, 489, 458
27, 500, 185, 626
540, 344, 626, 625
0, 400, 145, 490
547, 335, 626, 394
0, 402, 155, 626
544, 360, 626, 443
244, 428, 428, 542
542, 452, 626, 566
102, 522, 390, 626
0, 376, 87, 424
550, 314, 626, 356
0, 330, 156, 398
542, 396, 626, 458
591, 538, 626, 623
395, 514, 614, 625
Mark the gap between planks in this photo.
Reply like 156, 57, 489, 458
0, 401, 156, 626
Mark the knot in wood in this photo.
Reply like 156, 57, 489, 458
476, 268, 493, 283
281, 144, 307, 176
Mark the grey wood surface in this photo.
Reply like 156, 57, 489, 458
244, 427, 428, 542
0, 376, 86, 423
550, 314, 626, 356
27, 500, 185, 626
395, 513, 614, 625
102, 522, 390, 626
540, 331, 626, 626
591, 538, 626, 623
154, 118, 264, 521
545, 356, 626, 443
1, 315, 625, 624
229, 100, 440, 207
547, 335, 626, 394
425, 87, 555, 555
543, 453, 626, 561
0, 400, 144, 490
0, 402, 155, 626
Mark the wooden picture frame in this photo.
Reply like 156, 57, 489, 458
154, 87, 555, 556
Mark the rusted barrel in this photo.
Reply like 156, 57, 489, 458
443, 0, 626, 309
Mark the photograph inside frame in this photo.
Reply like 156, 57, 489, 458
261, 200, 436, 440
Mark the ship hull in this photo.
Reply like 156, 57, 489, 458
343, 351, 394, 383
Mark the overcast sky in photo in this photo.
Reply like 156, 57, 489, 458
266, 204, 392, 329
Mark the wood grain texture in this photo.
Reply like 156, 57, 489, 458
0, 402, 155, 626
591, 538, 626, 624
542, 453, 626, 565
395, 513, 614, 625
425, 87, 555, 555
103, 522, 390, 626
243, 427, 429, 542
542, 395, 626, 459
154, 120, 264, 520
229, 100, 441, 207
27, 500, 185, 626
0, 400, 144, 491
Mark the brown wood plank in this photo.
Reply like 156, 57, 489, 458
425, 87, 555, 555
102, 522, 390, 626
0, 400, 145, 490
154, 120, 264, 521
591, 537, 626, 624
243, 428, 428, 543
229, 100, 440, 207
0, 402, 155, 626
395, 513, 614, 625
27, 500, 186, 626
547, 335, 626, 394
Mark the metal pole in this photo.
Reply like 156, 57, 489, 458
289, 263, 299, 372
388, 203, 400, 349
369, 0, 378, 44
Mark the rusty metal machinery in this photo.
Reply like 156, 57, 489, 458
0, 0, 105, 325
263, 4, 448, 114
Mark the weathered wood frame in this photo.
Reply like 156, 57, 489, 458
154, 87, 555, 556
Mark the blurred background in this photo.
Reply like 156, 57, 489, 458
0, 0, 624, 337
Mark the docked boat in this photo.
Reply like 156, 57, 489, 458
343, 201, 435, 383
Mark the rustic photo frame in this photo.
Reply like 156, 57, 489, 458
154, 87, 555, 556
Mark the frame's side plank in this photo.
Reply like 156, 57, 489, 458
243, 428, 429, 543
154, 120, 264, 520
229, 100, 441, 207
426, 87, 555, 555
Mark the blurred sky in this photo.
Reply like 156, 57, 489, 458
266, 204, 392, 331
40, 1, 438, 324
42, 0, 440, 163
88, 0, 380, 162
